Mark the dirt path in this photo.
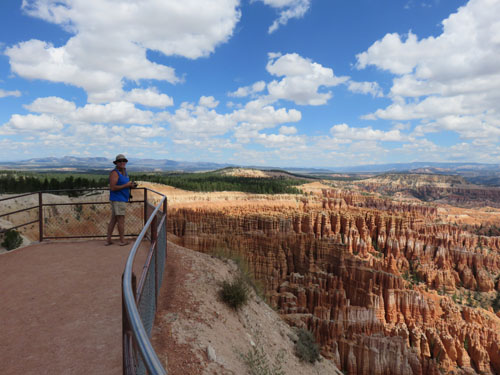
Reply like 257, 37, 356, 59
0, 240, 139, 375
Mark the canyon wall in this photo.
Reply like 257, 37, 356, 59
350, 174, 500, 208
167, 189, 500, 375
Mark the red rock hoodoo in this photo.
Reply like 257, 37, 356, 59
167, 189, 500, 375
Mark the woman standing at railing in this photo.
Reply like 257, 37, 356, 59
106, 154, 137, 246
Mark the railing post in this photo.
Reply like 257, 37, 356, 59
143, 188, 148, 228
163, 198, 167, 256
154, 242, 159, 307
38, 192, 43, 242
151, 214, 158, 306
123, 273, 137, 375
151, 216, 157, 243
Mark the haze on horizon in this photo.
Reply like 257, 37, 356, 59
1, 0, 499, 168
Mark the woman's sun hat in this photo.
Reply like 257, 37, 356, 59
113, 154, 128, 164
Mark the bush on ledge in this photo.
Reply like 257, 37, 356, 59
1, 229, 23, 251
295, 328, 320, 363
219, 276, 249, 310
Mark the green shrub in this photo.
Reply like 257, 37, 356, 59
219, 276, 249, 310
212, 247, 265, 300
74, 204, 83, 221
295, 328, 320, 363
241, 345, 285, 375
1, 229, 23, 250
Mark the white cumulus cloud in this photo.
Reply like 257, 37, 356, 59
113, 125, 167, 139
199, 96, 220, 108
347, 81, 384, 98
266, 53, 348, 105
125, 88, 173, 108
255, 132, 305, 148
22, 97, 157, 129
356, 0, 500, 143
330, 123, 404, 141
163, 100, 234, 136
231, 98, 302, 128
279, 125, 297, 135
6, 0, 241, 102
229, 81, 266, 97
71, 102, 153, 125
24, 96, 77, 114
256, 0, 311, 33
162, 96, 302, 143
1, 113, 64, 134
0, 89, 22, 98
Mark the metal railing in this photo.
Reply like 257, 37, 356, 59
122, 188, 168, 375
0, 188, 168, 375
0, 188, 148, 240
0, 192, 42, 237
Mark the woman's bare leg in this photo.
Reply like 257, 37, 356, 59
116, 215, 128, 245
106, 215, 117, 245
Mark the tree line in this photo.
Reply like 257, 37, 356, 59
131, 172, 303, 194
0, 172, 108, 194
0, 171, 304, 195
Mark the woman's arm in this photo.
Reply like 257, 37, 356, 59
109, 170, 133, 191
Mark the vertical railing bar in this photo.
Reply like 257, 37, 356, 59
163, 198, 167, 259
135, 242, 156, 304
123, 273, 138, 375
152, 213, 158, 305
151, 216, 157, 244
154, 241, 158, 307
144, 188, 148, 228
38, 192, 43, 242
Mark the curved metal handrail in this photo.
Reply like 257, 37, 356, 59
123, 195, 167, 375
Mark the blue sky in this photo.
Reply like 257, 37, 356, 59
1, 0, 499, 168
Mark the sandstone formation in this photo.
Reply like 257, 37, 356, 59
167, 188, 500, 375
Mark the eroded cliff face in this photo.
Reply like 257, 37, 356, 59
348, 174, 500, 208
167, 189, 500, 375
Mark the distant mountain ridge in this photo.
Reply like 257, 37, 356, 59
0, 156, 234, 172
1, 157, 499, 185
